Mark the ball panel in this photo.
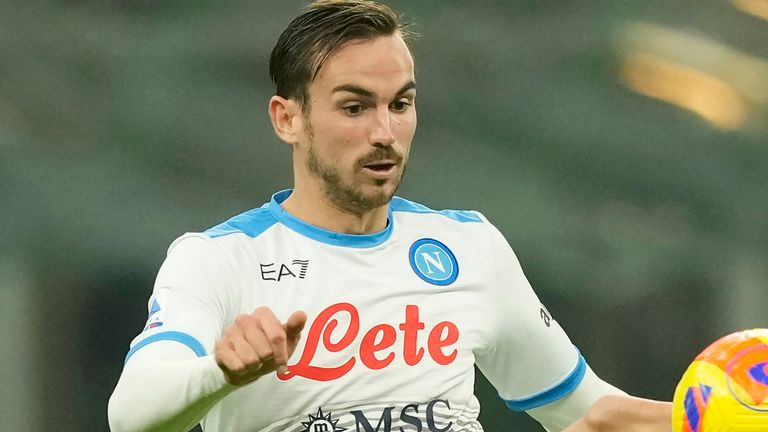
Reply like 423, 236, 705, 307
673, 362, 727, 432
725, 345, 768, 411
673, 329, 768, 432
695, 330, 767, 368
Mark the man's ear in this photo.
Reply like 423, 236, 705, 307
269, 95, 302, 145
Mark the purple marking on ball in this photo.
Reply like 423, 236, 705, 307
750, 361, 768, 386
684, 387, 701, 432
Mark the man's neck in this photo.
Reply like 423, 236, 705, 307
280, 187, 389, 235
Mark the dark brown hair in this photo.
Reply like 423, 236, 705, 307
269, 0, 415, 110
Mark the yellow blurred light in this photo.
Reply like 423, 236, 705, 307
731, 0, 768, 20
621, 53, 748, 130
619, 23, 768, 105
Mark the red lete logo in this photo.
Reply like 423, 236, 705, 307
279, 303, 459, 382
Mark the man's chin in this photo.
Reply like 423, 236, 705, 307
336, 183, 397, 214
322, 174, 403, 214
355, 188, 395, 210
364, 180, 400, 201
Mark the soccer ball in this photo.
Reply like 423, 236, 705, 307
672, 328, 768, 432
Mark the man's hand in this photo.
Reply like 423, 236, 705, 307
564, 395, 672, 432
214, 307, 307, 386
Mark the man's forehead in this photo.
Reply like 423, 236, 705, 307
312, 35, 415, 96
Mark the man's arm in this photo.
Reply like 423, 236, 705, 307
108, 308, 306, 432
108, 344, 234, 432
563, 395, 672, 432
525, 367, 672, 432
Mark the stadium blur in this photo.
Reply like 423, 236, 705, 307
0, 0, 766, 430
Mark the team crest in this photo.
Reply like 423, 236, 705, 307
408, 238, 459, 286
301, 407, 346, 432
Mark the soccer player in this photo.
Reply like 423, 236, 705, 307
108, 1, 673, 431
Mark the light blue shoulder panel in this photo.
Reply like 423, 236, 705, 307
390, 196, 483, 223
205, 205, 278, 239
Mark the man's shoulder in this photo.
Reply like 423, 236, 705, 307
203, 204, 276, 239
194, 196, 491, 243
390, 196, 485, 224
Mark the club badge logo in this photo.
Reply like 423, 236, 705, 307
408, 238, 459, 286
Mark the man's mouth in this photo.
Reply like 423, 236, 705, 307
364, 162, 397, 172
362, 161, 398, 177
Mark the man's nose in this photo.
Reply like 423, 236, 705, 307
370, 106, 396, 147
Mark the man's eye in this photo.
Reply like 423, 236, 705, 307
343, 104, 364, 115
391, 101, 412, 112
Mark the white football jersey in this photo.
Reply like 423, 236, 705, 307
126, 190, 586, 432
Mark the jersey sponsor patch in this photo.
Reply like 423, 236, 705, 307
408, 239, 459, 286
302, 407, 346, 432
296, 399, 465, 432
143, 293, 165, 332
278, 303, 459, 382
260, 259, 310, 282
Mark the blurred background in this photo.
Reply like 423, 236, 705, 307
1, 0, 766, 430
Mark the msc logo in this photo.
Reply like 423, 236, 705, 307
409, 239, 458, 286
302, 407, 346, 432
303, 400, 454, 432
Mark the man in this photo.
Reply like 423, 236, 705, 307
108, 1, 672, 431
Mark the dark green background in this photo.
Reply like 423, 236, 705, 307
1, 0, 766, 430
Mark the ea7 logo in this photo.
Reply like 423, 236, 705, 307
260, 259, 309, 281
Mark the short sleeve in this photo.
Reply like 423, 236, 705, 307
124, 233, 241, 363
475, 219, 586, 412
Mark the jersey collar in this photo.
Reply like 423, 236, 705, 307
267, 190, 394, 248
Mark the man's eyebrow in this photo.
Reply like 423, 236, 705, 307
332, 84, 375, 98
396, 81, 417, 96
332, 81, 417, 99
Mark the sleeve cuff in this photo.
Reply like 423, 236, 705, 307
501, 349, 587, 412
125, 331, 207, 363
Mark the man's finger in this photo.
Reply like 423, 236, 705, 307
258, 315, 289, 368
284, 311, 308, 362
251, 306, 280, 322
242, 325, 273, 365
229, 328, 262, 371
237, 313, 270, 359
285, 310, 308, 338
215, 343, 247, 379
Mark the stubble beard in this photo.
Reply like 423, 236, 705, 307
304, 122, 407, 216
